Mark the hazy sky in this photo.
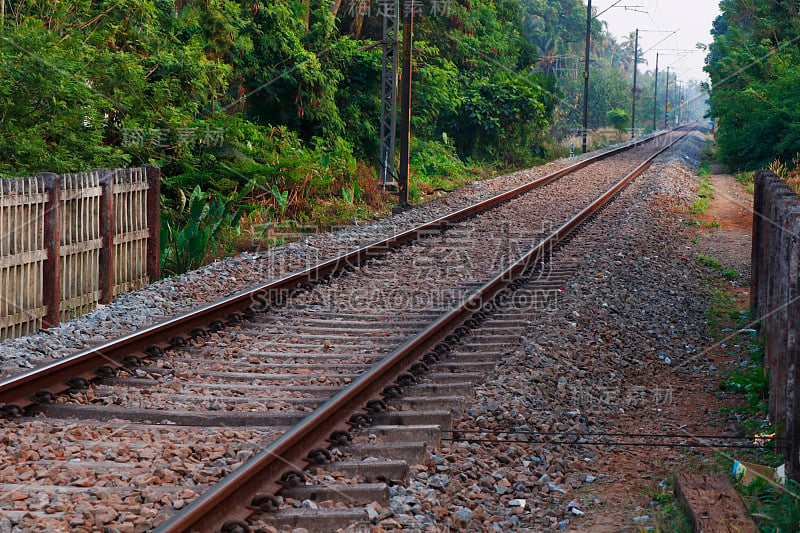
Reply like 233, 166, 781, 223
597, 0, 722, 82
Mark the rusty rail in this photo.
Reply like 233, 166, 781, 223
0, 129, 677, 416
155, 130, 691, 532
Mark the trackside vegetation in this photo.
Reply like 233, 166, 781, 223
706, 0, 800, 172
0, 0, 704, 274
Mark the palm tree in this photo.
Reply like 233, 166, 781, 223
619, 30, 637, 72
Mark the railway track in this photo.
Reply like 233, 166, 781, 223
0, 128, 690, 533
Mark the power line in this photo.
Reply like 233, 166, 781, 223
596, 0, 624, 17
640, 29, 679, 55
441, 438, 778, 449
441, 429, 786, 449
442, 429, 787, 440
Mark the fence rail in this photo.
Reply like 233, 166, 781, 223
0, 166, 160, 341
751, 170, 800, 483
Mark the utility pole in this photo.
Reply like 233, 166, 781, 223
397, 0, 414, 208
379, 1, 400, 190
630, 28, 639, 139
581, 0, 592, 154
652, 53, 658, 131
664, 66, 670, 129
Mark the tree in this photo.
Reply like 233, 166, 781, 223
705, 0, 800, 169
607, 108, 629, 134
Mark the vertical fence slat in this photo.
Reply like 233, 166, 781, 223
99, 170, 114, 304
786, 213, 800, 483
751, 171, 765, 317
41, 173, 60, 328
146, 165, 161, 282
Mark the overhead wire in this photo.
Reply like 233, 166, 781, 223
439, 428, 786, 449
441, 429, 788, 440
440, 438, 778, 449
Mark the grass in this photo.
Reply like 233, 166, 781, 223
688, 217, 721, 228
686, 181, 800, 530
689, 197, 711, 214
695, 253, 740, 280
702, 137, 714, 157
717, 318, 800, 533
742, 479, 800, 532
687, 174, 715, 217
646, 479, 694, 533
696, 253, 724, 269
734, 171, 755, 195
705, 287, 738, 336
720, 363, 768, 417
688, 176, 715, 215
409, 138, 493, 203
701, 275, 800, 533
698, 176, 714, 199
722, 268, 740, 280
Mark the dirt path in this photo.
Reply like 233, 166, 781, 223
565, 169, 754, 532
696, 173, 754, 276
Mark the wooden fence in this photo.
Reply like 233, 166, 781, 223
751, 170, 800, 483
0, 166, 160, 341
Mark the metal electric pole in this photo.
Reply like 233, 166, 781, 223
652, 53, 658, 131
581, 0, 592, 153
630, 28, 639, 139
664, 66, 670, 128
379, 1, 400, 190
397, 0, 414, 208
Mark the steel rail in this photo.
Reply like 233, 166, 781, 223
156, 129, 692, 533
0, 129, 678, 415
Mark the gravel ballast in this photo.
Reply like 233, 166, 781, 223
0, 134, 666, 377
345, 132, 721, 532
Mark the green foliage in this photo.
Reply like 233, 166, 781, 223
2, 0, 625, 274
698, 176, 714, 198
712, 303, 769, 430
644, 477, 695, 533
743, 479, 800, 532
706, 1, 800, 170
160, 184, 248, 276
689, 198, 711, 214
411, 138, 469, 185
0, 18, 127, 174
447, 72, 552, 164
0, 0, 562, 176
705, 288, 738, 337
734, 171, 756, 194
696, 253, 723, 270
695, 254, 739, 280
606, 108, 630, 133
721, 365, 768, 414
689, 175, 713, 213
702, 275, 800, 533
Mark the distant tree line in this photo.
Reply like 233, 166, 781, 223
0, 1, 712, 273
0, 0, 702, 182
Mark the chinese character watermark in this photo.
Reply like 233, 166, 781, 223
345, 0, 452, 17
120, 127, 225, 148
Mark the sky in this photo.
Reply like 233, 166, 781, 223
597, 0, 722, 82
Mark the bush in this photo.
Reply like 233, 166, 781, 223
606, 108, 630, 133
160, 185, 249, 276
